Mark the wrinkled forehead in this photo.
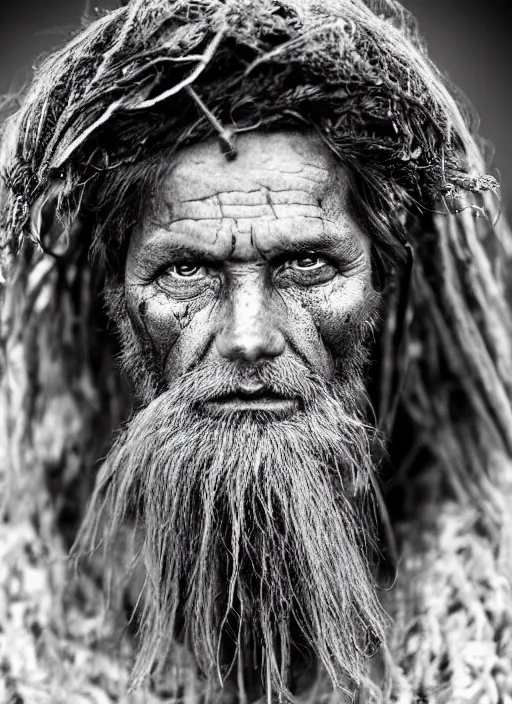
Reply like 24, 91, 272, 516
126, 130, 366, 265
152, 130, 351, 217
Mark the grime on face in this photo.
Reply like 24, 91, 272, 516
124, 131, 374, 418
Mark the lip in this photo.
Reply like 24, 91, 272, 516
202, 391, 300, 419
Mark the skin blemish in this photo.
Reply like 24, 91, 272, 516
135, 297, 161, 361
175, 303, 192, 329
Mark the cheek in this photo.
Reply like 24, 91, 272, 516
126, 286, 183, 372
125, 285, 216, 379
164, 305, 218, 378
291, 275, 375, 367
315, 283, 370, 348
280, 289, 334, 376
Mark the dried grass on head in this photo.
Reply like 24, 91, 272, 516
1, 0, 512, 701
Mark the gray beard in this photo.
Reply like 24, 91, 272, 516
76, 345, 387, 701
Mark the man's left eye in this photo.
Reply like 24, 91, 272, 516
277, 253, 337, 287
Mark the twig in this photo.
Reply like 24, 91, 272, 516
185, 86, 236, 158
131, 27, 226, 110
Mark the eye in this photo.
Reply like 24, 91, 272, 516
277, 253, 338, 287
289, 255, 328, 270
167, 263, 205, 278
155, 262, 212, 299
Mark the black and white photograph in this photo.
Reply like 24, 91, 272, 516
1, 1, 511, 702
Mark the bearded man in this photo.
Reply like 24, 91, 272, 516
1, 0, 512, 702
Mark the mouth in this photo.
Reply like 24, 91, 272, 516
202, 386, 300, 419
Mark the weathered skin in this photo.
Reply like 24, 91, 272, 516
125, 131, 373, 405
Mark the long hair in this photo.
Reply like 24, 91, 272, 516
1, 0, 512, 700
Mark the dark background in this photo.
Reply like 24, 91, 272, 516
1, 0, 510, 207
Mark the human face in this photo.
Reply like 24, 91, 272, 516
124, 131, 374, 415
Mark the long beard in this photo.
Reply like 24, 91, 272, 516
76, 352, 387, 700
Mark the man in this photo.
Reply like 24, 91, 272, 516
1, 0, 512, 702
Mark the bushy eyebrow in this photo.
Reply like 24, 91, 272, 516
131, 218, 367, 270
254, 223, 366, 262
132, 235, 231, 269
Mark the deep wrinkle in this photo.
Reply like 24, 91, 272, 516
126, 283, 182, 368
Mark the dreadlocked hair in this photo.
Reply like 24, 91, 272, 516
2, 0, 512, 701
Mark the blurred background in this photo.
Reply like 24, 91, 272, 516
1, 0, 510, 208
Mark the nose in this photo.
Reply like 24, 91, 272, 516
215, 278, 286, 363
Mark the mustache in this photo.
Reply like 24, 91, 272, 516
165, 356, 322, 402
146, 355, 371, 429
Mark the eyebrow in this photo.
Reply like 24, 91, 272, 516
254, 223, 366, 261
133, 218, 365, 268
134, 237, 231, 268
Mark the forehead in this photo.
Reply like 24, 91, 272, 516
166, 131, 342, 200
130, 131, 363, 261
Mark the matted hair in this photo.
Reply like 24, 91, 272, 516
1, 0, 512, 700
